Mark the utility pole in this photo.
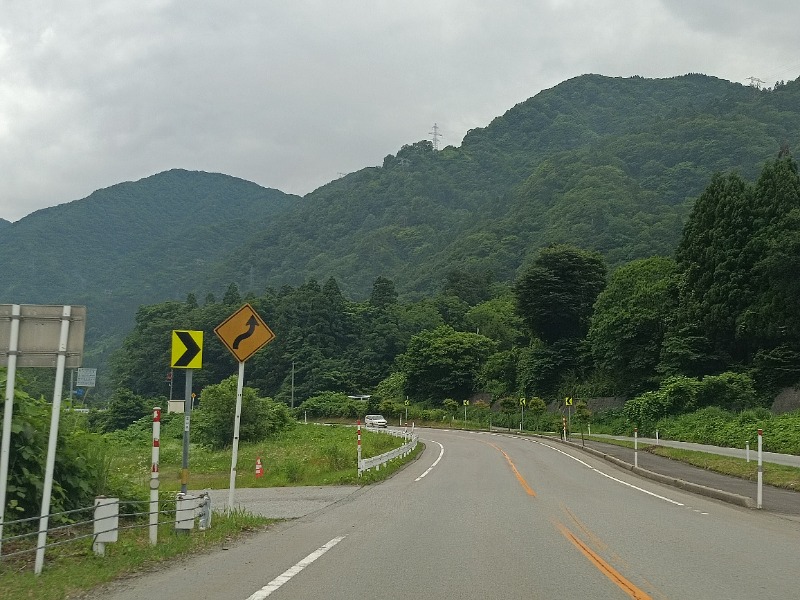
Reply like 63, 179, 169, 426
291, 361, 295, 409
429, 123, 442, 151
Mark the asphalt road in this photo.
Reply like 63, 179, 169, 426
86, 428, 800, 600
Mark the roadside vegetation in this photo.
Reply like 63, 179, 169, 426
0, 381, 419, 599
1, 510, 269, 600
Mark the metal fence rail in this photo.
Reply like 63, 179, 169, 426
358, 428, 418, 475
0, 492, 211, 573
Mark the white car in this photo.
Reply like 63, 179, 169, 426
364, 414, 388, 428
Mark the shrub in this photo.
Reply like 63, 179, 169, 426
697, 372, 759, 411
193, 376, 294, 449
660, 376, 701, 414
295, 392, 362, 419
623, 391, 669, 434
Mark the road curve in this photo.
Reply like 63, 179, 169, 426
86, 428, 800, 600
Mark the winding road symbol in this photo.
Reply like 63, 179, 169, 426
232, 316, 259, 349
214, 303, 275, 363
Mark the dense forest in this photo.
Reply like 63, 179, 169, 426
109, 156, 800, 420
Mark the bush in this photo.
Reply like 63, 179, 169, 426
193, 376, 294, 449
295, 392, 363, 419
0, 386, 108, 520
623, 391, 669, 434
697, 372, 759, 411
623, 372, 761, 434
94, 388, 156, 433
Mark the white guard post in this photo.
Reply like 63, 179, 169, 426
150, 407, 161, 545
175, 492, 196, 530
93, 497, 119, 556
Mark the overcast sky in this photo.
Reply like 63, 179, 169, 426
2, 1, 799, 222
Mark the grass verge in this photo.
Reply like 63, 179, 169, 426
0, 510, 271, 600
648, 446, 800, 491
580, 435, 800, 491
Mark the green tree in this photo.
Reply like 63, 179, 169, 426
574, 400, 592, 440
739, 157, 800, 387
527, 396, 547, 431
193, 376, 293, 449
222, 282, 242, 306
99, 388, 152, 432
673, 172, 756, 365
397, 326, 496, 403
0, 379, 102, 519
588, 257, 678, 394
466, 294, 525, 350
442, 268, 494, 306
515, 245, 607, 344
369, 276, 398, 309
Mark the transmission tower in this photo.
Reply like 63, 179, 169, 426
429, 122, 442, 151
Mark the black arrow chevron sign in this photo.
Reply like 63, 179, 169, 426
171, 330, 203, 369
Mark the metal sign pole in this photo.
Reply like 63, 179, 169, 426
228, 361, 245, 511
181, 370, 193, 494
0, 304, 21, 556
35, 305, 72, 575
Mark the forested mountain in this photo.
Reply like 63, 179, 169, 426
214, 74, 800, 297
0, 170, 297, 357
2, 73, 800, 366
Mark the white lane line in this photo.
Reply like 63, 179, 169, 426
245, 536, 346, 599
415, 440, 444, 481
591, 468, 684, 505
523, 438, 686, 507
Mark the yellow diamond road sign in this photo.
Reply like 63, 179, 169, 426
214, 303, 275, 363
171, 330, 203, 369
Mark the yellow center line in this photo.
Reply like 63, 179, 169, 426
555, 521, 653, 600
487, 442, 536, 496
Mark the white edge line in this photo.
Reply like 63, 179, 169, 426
415, 440, 444, 481
245, 536, 346, 600
527, 438, 685, 507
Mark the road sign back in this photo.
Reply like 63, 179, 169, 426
214, 303, 275, 363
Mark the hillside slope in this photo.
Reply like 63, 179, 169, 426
213, 74, 800, 298
0, 169, 297, 353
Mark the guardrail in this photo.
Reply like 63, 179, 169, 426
358, 427, 418, 476
0, 492, 211, 574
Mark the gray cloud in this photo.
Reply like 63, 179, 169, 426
1, 0, 799, 221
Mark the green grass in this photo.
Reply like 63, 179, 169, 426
649, 446, 800, 491
1, 423, 421, 599
0, 510, 270, 600
109, 422, 418, 492
580, 435, 800, 491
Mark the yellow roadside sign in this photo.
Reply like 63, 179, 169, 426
214, 303, 275, 363
171, 330, 203, 369
565, 396, 573, 406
